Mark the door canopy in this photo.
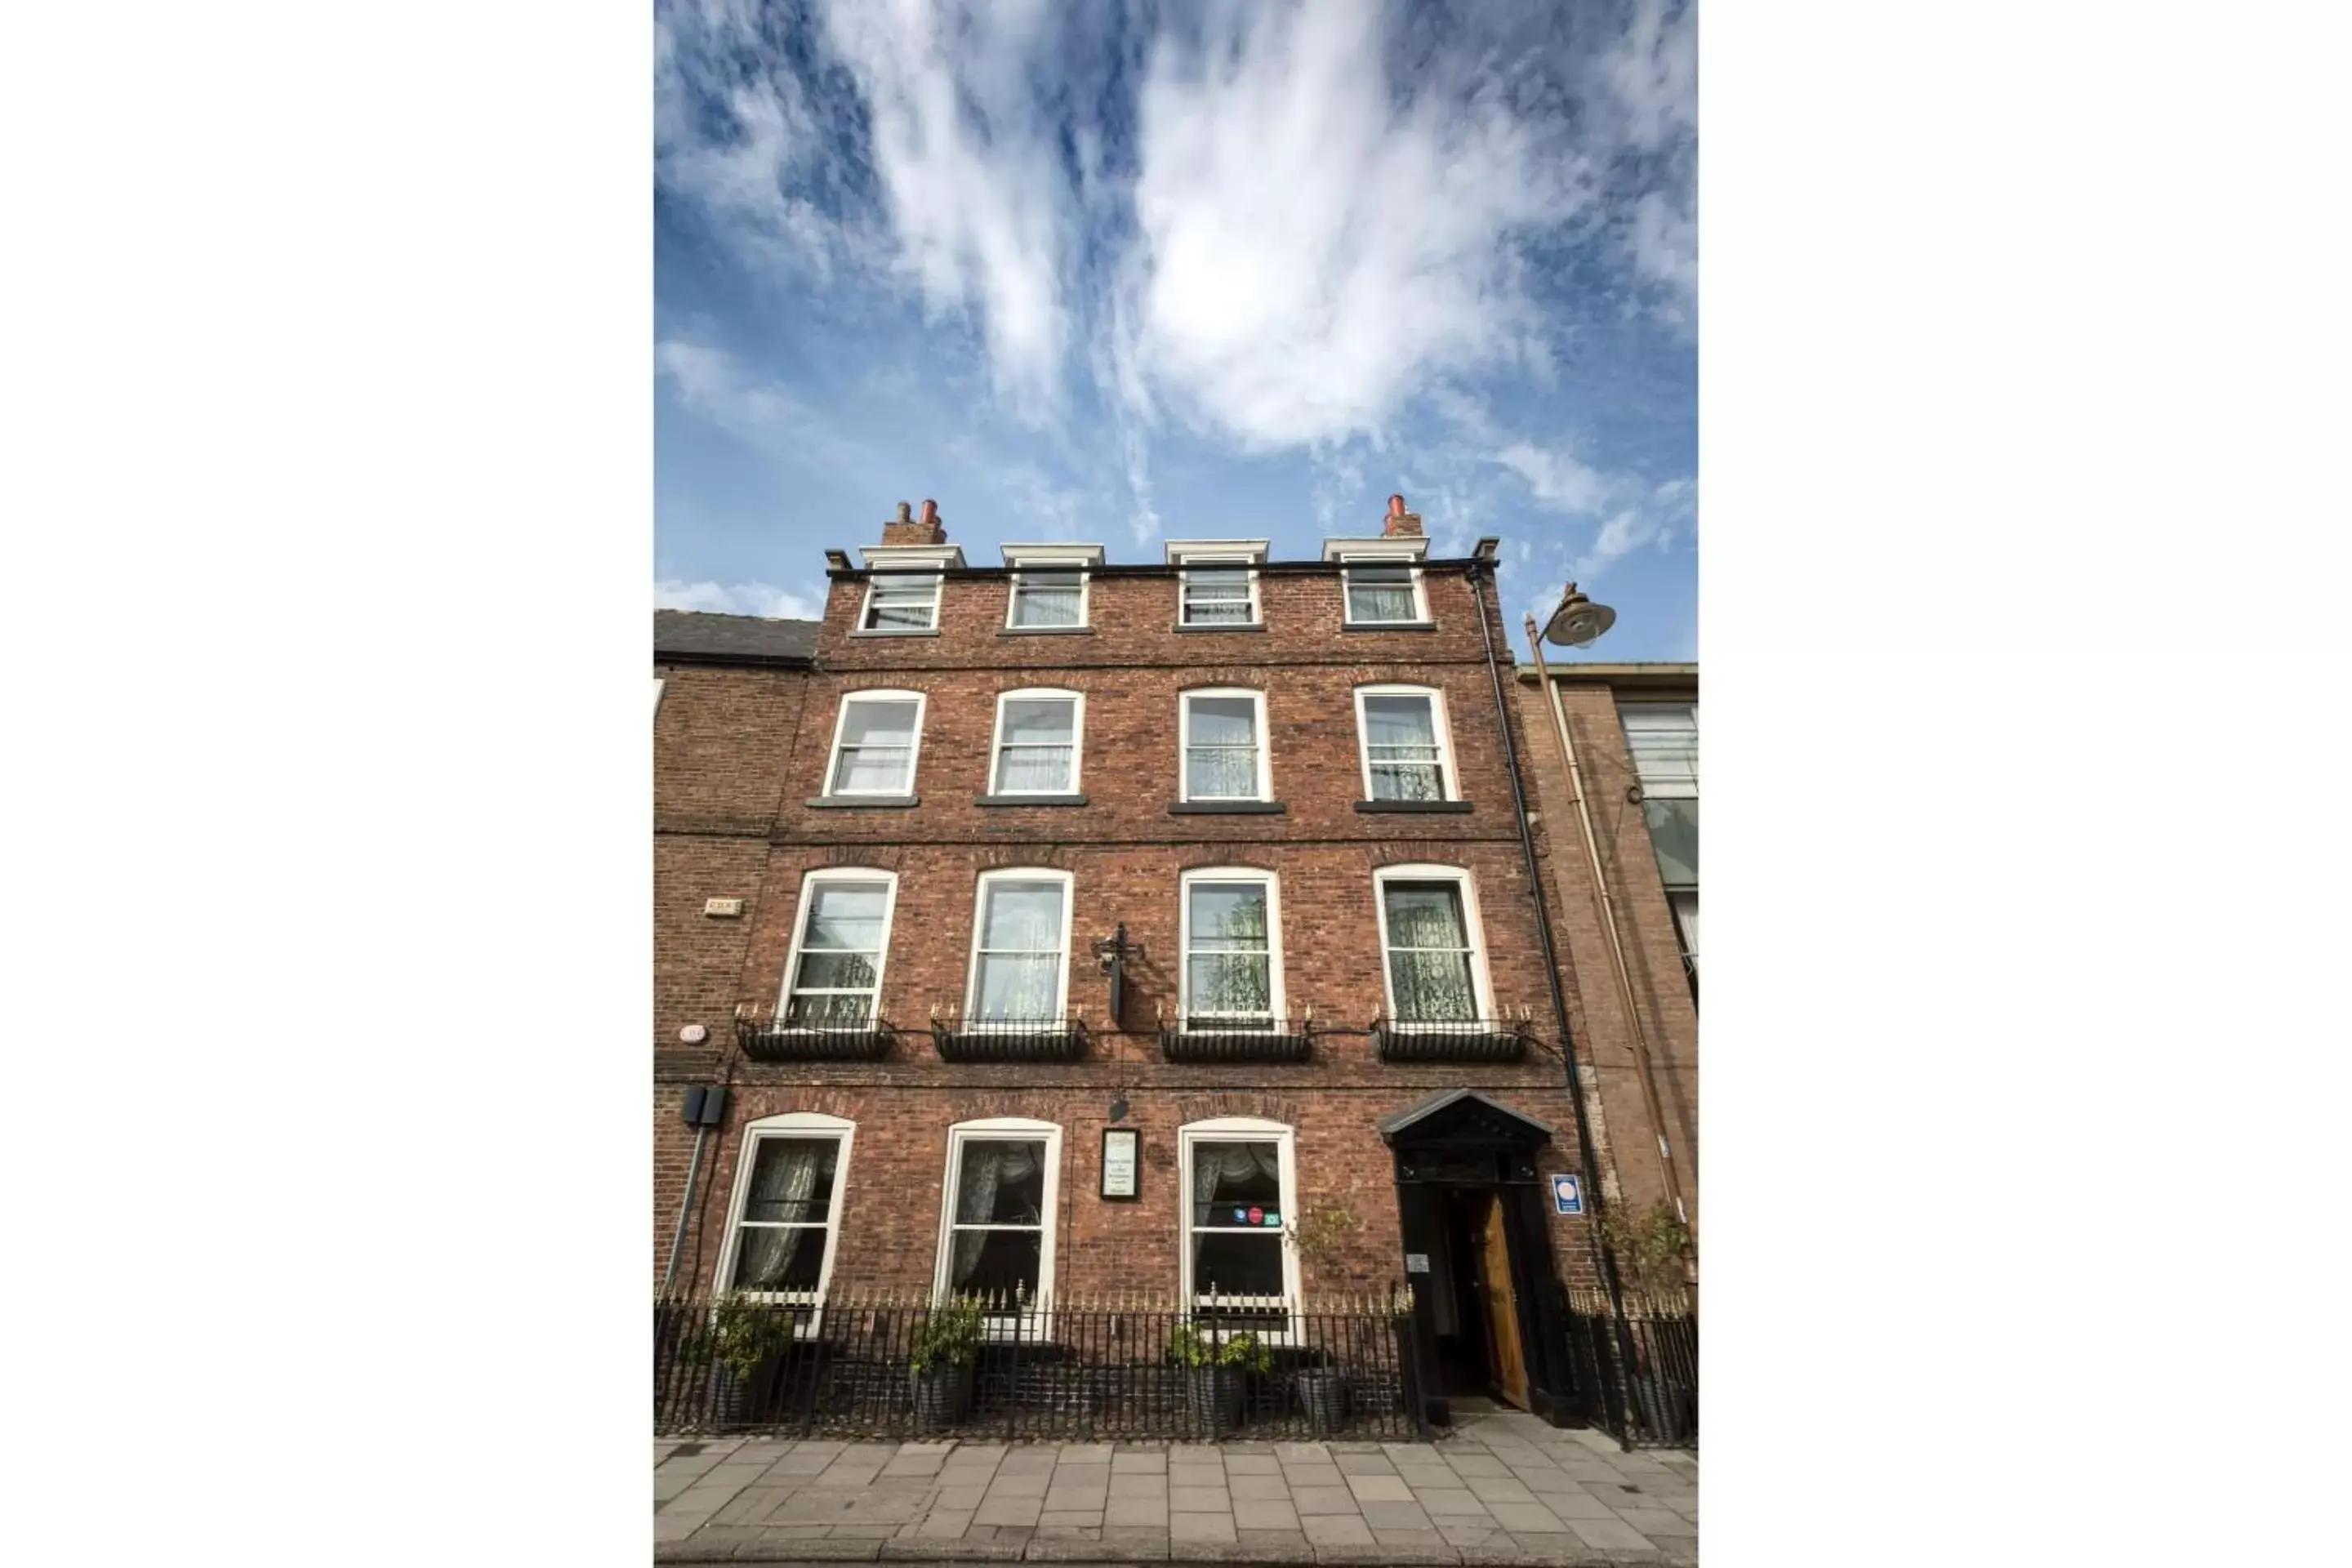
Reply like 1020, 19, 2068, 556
1377, 1089, 1555, 1151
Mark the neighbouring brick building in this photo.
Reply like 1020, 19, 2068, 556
655, 497, 1664, 1427
1513, 661, 1699, 1236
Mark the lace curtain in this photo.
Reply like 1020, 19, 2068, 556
1385, 886, 1477, 1021
951, 1140, 1041, 1285
735, 1140, 826, 1289
973, 884, 1064, 1019
1363, 696, 1442, 800
1187, 885, 1271, 1016
1189, 1142, 1282, 1227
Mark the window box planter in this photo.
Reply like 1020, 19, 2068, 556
1371, 1017, 1533, 1063
929, 1016, 1089, 1063
1158, 1018, 1313, 1063
734, 1014, 897, 1062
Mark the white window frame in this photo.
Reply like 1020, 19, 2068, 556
1178, 1116, 1301, 1337
1004, 566, 1091, 630
1178, 688, 1272, 803
961, 867, 1076, 1027
1620, 702, 1699, 799
1178, 867, 1286, 1031
987, 688, 1085, 796
932, 1117, 1064, 1335
822, 688, 928, 798
773, 868, 900, 1028
858, 572, 944, 633
1370, 864, 1496, 1028
1351, 684, 1458, 803
1339, 555, 1429, 626
1178, 558, 1262, 627
712, 1111, 856, 1334
654, 676, 666, 716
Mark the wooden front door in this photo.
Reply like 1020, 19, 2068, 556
1473, 1192, 1529, 1408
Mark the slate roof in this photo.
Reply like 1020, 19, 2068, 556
653, 610, 820, 664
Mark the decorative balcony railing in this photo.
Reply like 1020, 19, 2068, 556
1370, 1011, 1535, 1063
1156, 1006, 1315, 1063
733, 1006, 898, 1062
928, 1009, 1090, 1062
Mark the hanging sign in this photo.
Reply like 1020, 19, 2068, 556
1551, 1174, 1584, 1215
1100, 1129, 1140, 1200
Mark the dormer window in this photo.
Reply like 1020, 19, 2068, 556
1343, 558, 1427, 625
1009, 570, 1086, 628
861, 574, 942, 631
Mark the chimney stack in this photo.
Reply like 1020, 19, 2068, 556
1383, 492, 1423, 538
881, 498, 948, 547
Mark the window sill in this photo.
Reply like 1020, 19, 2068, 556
804, 795, 920, 808
1340, 620, 1437, 631
974, 793, 1089, 807
1173, 621, 1267, 633
849, 627, 942, 638
1354, 800, 1473, 813
999, 626, 1094, 636
1168, 800, 1287, 815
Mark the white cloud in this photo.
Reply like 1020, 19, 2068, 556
817, 0, 1078, 421
1494, 442, 1613, 515
656, 337, 871, 470
1121, 0, 1592, 449
655, 578, 824, 620
1594, 0, 1696, 329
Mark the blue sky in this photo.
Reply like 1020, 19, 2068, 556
654, 0, 1695, 661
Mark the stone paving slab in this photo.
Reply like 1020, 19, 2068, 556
655, 1412, 1690, 1566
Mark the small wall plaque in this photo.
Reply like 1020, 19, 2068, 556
1405, 1253, 1431, 1274
1100, 1128, 1140, 1200
703, 898, 744, 918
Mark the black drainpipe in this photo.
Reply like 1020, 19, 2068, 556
1466, 553, 1639, 1440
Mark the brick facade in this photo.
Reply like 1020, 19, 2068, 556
653, 509, 1670, 1422
1512, 668, 1699, 1232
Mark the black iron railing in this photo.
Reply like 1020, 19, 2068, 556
928, 1014, 1090, 1062
1564, 1289, 1697, 1448
654, 1285, 1428, 1443
1158, 1010, 1313, 1062
734, 1011, 897, 1062
1372, 1014, 1534, 1062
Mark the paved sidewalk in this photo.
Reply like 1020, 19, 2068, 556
654, 1413, 1696, 1565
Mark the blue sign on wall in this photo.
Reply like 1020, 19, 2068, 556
1551, 1174, 1584, 1215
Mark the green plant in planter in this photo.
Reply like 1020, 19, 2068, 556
909, 1296, 986, 1375
706, 1291, 793, 1383
1597, 1199, 1693, 1300
1169, 1322, 1274, 1373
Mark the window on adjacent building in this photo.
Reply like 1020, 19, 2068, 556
1180, 870, 1282, 1031
988, 690, 1082, 795
935, 1119, 1062, 1316
717, 1112, 854, 1312
1179, 564, 1258, 626
964, 869, 1074, 1024
1374, 866, 1492, 1024
1354, 686, 1455, 801
1180, 689, 1270, 801
1624, 703, 1697, 1001
1343, 559, 1426, 624
777, 871, 898, 1026
860, 573, 942, 631
823, 691, 925, 796
1179, 1118, 1299, 1320
1007, 570, 1086, 628
654, 676, 666, 716
1668, 889, 1698, 988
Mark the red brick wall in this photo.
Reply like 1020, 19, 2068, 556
653, 559, 1615, 1299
